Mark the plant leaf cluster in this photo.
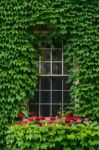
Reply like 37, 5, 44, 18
6, 124, 99, 150
0, 0, 99, 148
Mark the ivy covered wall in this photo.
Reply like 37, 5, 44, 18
0, 0, 99, 148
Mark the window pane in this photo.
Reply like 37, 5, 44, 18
41, 105, 50, 116
63, 91, 70, 103
29, 104, 39, 116
41, 41, 51, 48
52, 91, 62, 103
41, 49, 50, 61
52, 63, 62, 74
52, 78, 62, 90
52, 105, 61, 116
41, 78, 50, 90
41, 91, 50, 103
63, 78, 71, 90
52, 49, 62, 61
52, 40, 62, 48
41, 62, 50, 74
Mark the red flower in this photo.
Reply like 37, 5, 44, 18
58, 115, 62, 119
65, 114, 71, 119
65, 114, 72, 125
35, 117, 41, 121
30, 112, 34, 117
40, 116, 45, 121
29, 117, 34, 122
17, 113, 23, 119
50, 117, 56, 121
65, 117, 70, 125
71, 115, 78, 121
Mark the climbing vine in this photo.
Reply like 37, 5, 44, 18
0, 0, 99, 148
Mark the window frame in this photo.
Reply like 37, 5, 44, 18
29, 41, 70, 116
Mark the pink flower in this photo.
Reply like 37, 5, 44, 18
22, 118, 29, 124
89, 120, 92, 123
84, 118, 89, 121
76, 118, 82, 123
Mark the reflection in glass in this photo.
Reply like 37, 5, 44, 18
63, 91, 70, 103
41, 105, 50, 116
41, 63, 50, 74
52, 40, 62, 48
41, 41, 51, 48
63, 62, 69, 74
41, 91, 50, 103
52, 105, 61, 116
52, 63, 62, 74
63, 78, 71, 90
29, 104, 39, 116
41, 78, 50, 90
52, 78, 62, 90
52, 91, 62, 103
63, 105, 69, 112
52, 49, 62, 61
41, 49, 50, 61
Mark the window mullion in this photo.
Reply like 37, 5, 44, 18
62, 78, 63, 115
39, 79, 41, 116
50, 45, 52, 116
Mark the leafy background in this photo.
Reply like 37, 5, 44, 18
0, 0, 99, 148
6, 124, 99, 150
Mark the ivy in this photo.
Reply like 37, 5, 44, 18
6, 124, 99, 150
0, 0, 99, 148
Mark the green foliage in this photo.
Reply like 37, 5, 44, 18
64, 0, 99, 120
6, 124, 99, 150
0, 0, 99, 148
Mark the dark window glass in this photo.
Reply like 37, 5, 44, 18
41, 91, 50, 103
29, 104, 39, 116
41, 63, 50, 74
52, 91, 62, 103
41, 40, 51, 48
52, 105, 61, 116
63, 78, 71, 90
63, 105, 69, 111
41, 78, 50, 90
63, 91, 70, 103
41, 105, 50, 116
52, 78, 62, 90
63, 62, 69, 74
41, 49, 50, 61
52, 49, 62, 61
52, 40, 62, 48
52, 63, 62, 74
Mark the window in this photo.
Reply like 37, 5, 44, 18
29, 41, 70, 116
